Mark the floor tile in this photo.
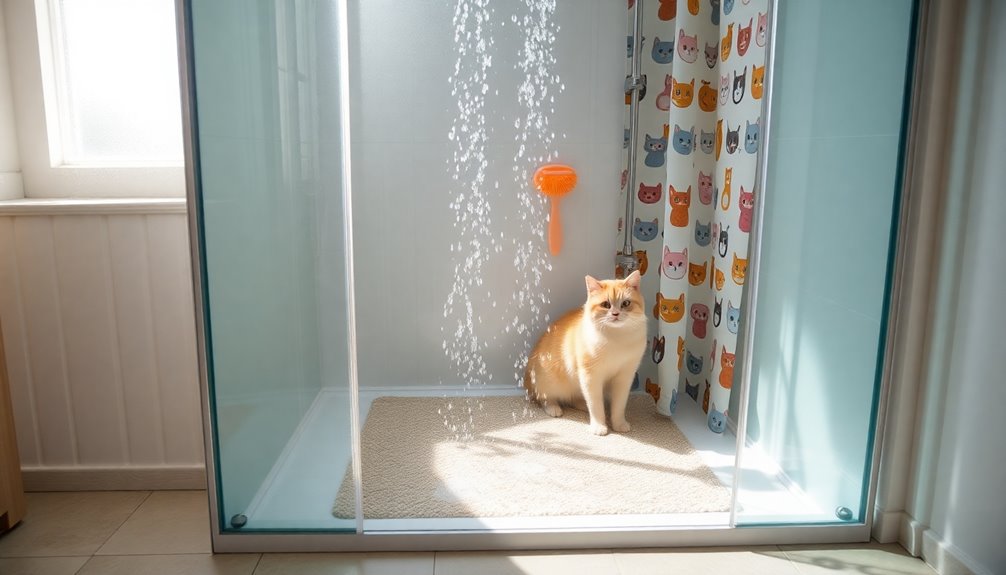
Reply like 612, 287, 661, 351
96, 491, 211, 555
0, 556, 89, 575
780, 543, 935, 574
77, 554, 260, 575
0, 492, 149, 557
434, 550, 618, 575
254, 552, 434, 575
614, 546, 799, 575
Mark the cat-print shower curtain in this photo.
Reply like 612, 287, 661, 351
617, 0, 768, 433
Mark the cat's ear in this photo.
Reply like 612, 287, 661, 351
625, 270, 641, 289
585, 275, 604, 293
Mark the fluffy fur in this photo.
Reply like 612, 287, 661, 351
523, 271, 647, 436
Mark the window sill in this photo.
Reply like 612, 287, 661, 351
0, 197, 187, 216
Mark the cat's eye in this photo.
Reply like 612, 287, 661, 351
601, 301, 611, 309
621, 300, 631, 309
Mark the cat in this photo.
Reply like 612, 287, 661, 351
669, 388, 678, 414
700, 129, 715, 155
651, 36, 675, 64
719, 73, 730, 106
669, 184, 691, 227
704, 41, 718, 68
737, 17, 753, 56
688, 0, 699, 15
731, 253, 747, 285
715, 118, 723, 160
702, 380, 711, 413
635, 250, 649, 275
524, 271, 647, 436
633, 217, 660, 242
698, 80, 716, 112
709, 0, 720, 26
672, 76, 695, 108
638, 182, 662, 204
645, 379, 660, 402
653, 291, 686, 323
715, 267, 726, 291
688, 260, 707, 286
752, 64, 765, 99
698, 171, 714, 204
676, 336, 685, 370
694, 220, 711, 246
691, 303, 710, 339
656, 75, 673, 111
658, 0, 676, 20
739, 186, 755, 232
661, 246, 688, 280
721, 23, 733, 62
723, 0, 735, 15
725, 123, 740, 155
727, 300, 741, 334
685, 379, 699, 401
672, 124, 695, 155
744, 118, 759, 153
718, 224, 729, 257
707, 404, 727, 433
732, 66, 747, 104
719, 346, 735, 388
644, 133, 668, 167
677, 29, 699, 63
756, 12, 768, 47
652, 335, 665, 364
721, 167, 733, 211
713, 297, 723, 327
686, 350, 704, 375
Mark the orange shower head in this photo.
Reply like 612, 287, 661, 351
533, 164, 578, 256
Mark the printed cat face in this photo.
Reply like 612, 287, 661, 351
658, 0, 676, 21
686, 350, 704, 375
661, 246, 688, 280
585, 271, 644, 329
633, 217, 660, 242
644, 133, 668, 167
685, 378, 699, 400
689, 260, 708, 286
652, 336, 665, 364
737, 18, 753, 56
709, 0, 721, 25
654, 291, 686, 323
745, 118, 760, 153
708, 403, 727, 434
644, 134, 666, 153
672, 124, 695, 155
698, 171, 713, 205
638, 182, 662, 204
726, 124, 740, 154
721, 24, 733, 62
719, 346, 736, 389
731, 253, 748, 285
645, 379, 660, 402
715, 268, 725, 290
669, 388, 678, 414
733, 66, 747, 104
727, 301, 741, 334
700, 130, 715, 154
698, 80, 716, 112
718, 224, 729, 257
651, 36, 674, 64
691, 303, 710, 339
756, 12, 768, 47
752, 65, 765, 99
713, 297, 723, 326
724, 0, 735, 15
670, 184, 691, 208
672, 77, 695, 108
704, 41, 718, 68
694, 220, 711, 246
677, 29, 698, 63
719, 74, 730, 106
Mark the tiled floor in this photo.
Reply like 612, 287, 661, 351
0, 491, 937, 575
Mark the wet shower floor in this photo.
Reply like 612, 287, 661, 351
241, 387, 822, 530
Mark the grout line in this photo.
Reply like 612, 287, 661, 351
92, 491, 154, 556
250, 553, 264, 574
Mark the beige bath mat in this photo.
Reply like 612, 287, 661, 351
333, 394, 730, 519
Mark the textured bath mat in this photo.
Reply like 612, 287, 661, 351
332, 394, 730, 519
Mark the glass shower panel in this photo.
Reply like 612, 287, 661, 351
736, 0, 916, 524
188, 0, 355, 531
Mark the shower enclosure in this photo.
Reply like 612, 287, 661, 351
180, 0, 920, 551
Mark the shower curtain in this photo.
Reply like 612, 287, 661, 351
618, 0, 769, 433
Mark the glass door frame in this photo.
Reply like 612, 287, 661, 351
178, 0, 928, 553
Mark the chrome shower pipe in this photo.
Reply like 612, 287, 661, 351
617, 0, 645, 274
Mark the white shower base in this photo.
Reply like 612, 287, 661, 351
242, 386, 823, 531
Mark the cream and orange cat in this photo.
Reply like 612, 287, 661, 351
524, 271, 647, 436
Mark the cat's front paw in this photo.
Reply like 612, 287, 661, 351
612, 420, 631, 433
589, 422, 609, 436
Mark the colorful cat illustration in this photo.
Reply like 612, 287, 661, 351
694, 220, 711, 246
654, 292, 686, 323
702, 380, 711, 413
745, 118, 760, 153
715, 119, 723, 160
739, 186, 755, 232
691, 303, 710, 339
725, 123, 740, 154
732, 66, 747, 104
677, 29, 698, 63
644, 133, 668, 167
704, 41, 718, 68
686, 350, 704, 375
635, 250, 649, 275
698, 80, 716, 112
672, 124, 695, 155
718, 224, 730, 257
661, 246, 688, 280
713, 297, 723, 327
752, 64, 765, 99
756, 12, 768, 47
652, 336, 666, 364
638, 182, 662, 204
709, 0, 720, 26
676, 336, 685, 370
672, 77, 695, 108
686, 379, 699, 401
633, 217, 660, 242
708, 404, 727, 433
687, 0, 699, 16
719, 73, 730, 106
721, 167, 732, 211
656, 75, 673, 111
689, 260, 708, 286
721, 23, 733, 62
669, 184, 691, 227
698, 171, 713, 205
731, 253, 748, 285
719, 347, 735, 388
724, 0, 735, 15
646, 379, 660, 402
658, 0, 676, 20
737, 18, 753, 56
669, 388, 678, 414
727, 301, 741, 334
715, 267, 725, 291
651, 36, 675, 64
700, 129, 715, 155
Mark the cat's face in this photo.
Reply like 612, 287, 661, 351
731, 253, 748, 284
756, 12, 768, 47
686, 351, 704, 375
694, 220, 711, 246
585, 271, 645, 330
740, 187, 755, 211
651, 36, 674, 64
737, 18, 753, 56
726, 124, 740, 154
638, 182, 662, 204
644, 134, 666, 153
752, 65, 765, 99
633, 217, 660, 242
672, 125, 695, 154
727, 301, 741, 334
661, 245, 687, 280
745, 119, 760, 153
719, 74, 730, 105
645, 380, 660, 402
700, 130, 715, 155
721, 347, 736, 368
698, 80, 716, 112
652, 336, 665, 363
654, 291, 686, 323
690, 303, 709, 323
671, 184, 691, 208
713, 297, 723, 325
677, 29, 698, 63
707, 404, 727, 434
721, 24, 733, 60
724, 0, 735, 15
672, 77, 694, 108
704, 42, 718, 68
718, 224, 730, 257
715, 268, 725, 290
698, 171, 713, 204
689, 261, 708, 286
733, 66, 747, 104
